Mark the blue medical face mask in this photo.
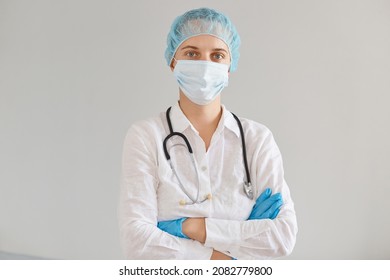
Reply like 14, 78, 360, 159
173, 60, 229, 105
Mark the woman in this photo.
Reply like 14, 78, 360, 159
118, 7, 297, 260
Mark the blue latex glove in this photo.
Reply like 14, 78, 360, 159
248, 188, 283, 220
157, 217, 190, 239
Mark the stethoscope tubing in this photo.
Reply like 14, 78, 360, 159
163, 106, 253, 204
231, 112, 251, 187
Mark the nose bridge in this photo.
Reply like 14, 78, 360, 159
199, 51, 212, 61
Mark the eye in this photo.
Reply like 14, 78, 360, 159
185, 51, 199, 58
212, 53, 225, 60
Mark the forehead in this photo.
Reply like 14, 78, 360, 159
178, 34, 229, 51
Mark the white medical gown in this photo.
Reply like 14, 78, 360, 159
118, 102, 298, 259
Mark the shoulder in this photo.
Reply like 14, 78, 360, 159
124, 112, 167, 143
223, 104, 275, 146
238, 116, 273, 141
240, 117, 271, 134
235, 116, 280, 155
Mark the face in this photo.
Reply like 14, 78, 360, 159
171, 34, 231, 70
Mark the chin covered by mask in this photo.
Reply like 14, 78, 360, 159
173, 60, 229, 105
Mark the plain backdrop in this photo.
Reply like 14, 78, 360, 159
1, 0, 389, 259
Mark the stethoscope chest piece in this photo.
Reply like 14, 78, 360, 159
243, 182, 254, 200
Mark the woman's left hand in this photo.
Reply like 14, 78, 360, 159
248, 188, 283, 220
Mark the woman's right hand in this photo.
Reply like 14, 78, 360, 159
157, 217, 190, 239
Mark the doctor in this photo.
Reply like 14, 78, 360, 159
118, 7, 297, 260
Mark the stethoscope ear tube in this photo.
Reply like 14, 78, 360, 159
163, 132, 193, 160
231, 112, 252, 189
164, 107, 194, 160
166, 107, 174, 134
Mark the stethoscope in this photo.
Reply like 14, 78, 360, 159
163, 107, 254, 205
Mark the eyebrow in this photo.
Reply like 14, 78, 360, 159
212, 48, 228, 53
180, 45, 228, 53
180, 45, 199, 50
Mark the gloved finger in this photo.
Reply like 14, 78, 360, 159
248, 194, 283, 220
259, 198, 283, 219
253, 188, 272, 208
254, 193, 282, 214
270, 208, 280, 220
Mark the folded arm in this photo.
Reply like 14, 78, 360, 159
118, 123, 213, 259
159, 188, 289, 259
157, 130, 298, 259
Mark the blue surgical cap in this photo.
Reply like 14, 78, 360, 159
165, 7, 241, 72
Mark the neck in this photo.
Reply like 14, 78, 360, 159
178, 92, 222, 132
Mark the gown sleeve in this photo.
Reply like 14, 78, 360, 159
204, 128, 298, 259
118, 122, 213, 259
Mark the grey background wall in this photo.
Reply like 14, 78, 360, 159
1, 0, 389, 259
